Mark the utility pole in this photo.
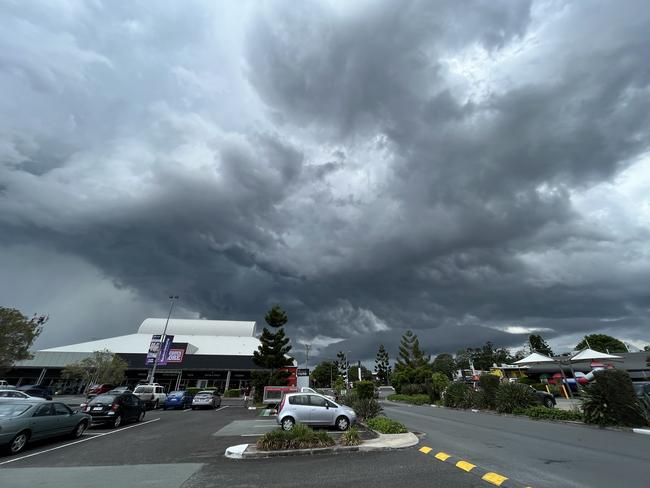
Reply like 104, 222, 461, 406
149, 295, 179, 384
304, 344, 312, 370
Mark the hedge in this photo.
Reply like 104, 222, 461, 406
366, 416, 408, 434
513, 406, 584, 422
256, 424, 335, 450
387, 394, 430, 405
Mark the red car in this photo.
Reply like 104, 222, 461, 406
88, 384, 114, 396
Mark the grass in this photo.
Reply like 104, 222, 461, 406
340, 427, 362, 446
387, 394, 430, 405
256, 424, 335, 451
366, 416, 408, 434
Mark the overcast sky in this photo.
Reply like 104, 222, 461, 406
1, 0, 650, 363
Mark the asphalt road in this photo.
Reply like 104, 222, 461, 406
0, 404, 482, 488
383, 400, 650, 488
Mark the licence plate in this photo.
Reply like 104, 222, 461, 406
92, 407, 103, 411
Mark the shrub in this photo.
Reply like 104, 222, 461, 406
442, 382, 476, 409
513, 406, 584, 422
401, 383, 425, 395
366, 416, 408, 434
256, 424, 335, 450
478, 374, 500, 409
495, 383, 537, 413
340, 390, 382, 420
427, 373, 451, 402
581, 369, 647, 427
340, 427, 362, 446
354, 381, 376, 400
185, 387, 217, 397
387, 394, 430, 405
224, 389, 241, 398
518, 377, 536, 385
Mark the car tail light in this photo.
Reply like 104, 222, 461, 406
80, 403, 89, 412
278, 396, 286, 413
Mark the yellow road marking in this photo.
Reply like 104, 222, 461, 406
482, 472, 509, 486
435, 451, 451, 461
419, 446, 433, 454
455, 460, 476, 472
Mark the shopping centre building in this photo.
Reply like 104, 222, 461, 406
5, 318, 266, 393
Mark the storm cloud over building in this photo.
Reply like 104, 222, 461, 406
1, 1, 650, 360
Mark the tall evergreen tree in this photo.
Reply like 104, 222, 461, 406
253, 305, 293, 371
374, 344, 391, 385
528, 334, 554, 356
336, 350, 348, 378
396, 330, 416, 371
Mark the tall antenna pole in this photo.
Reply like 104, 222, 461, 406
149, 295, 179, 384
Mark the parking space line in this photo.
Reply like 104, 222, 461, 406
214, 406, 229, 412
0, 418, 160, 467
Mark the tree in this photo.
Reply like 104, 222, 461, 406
576, 334, 627, 354
643, 345, 650, 352
454, 342, 513, 372
528, 334, 554, 356
428, 372, 451, 401
310, 361, 337, 388
0, 307, 48, 373
251, 305, 294, 399
349, 364, 373, 382
60, 350, 128, 389
395, 330, 430, 371
432, 353, 456, 380
374, 344, 391, 385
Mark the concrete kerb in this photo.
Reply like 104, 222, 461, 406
225, 431, 419, 459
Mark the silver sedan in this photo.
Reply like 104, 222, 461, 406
191, 391, 222, 410
0, 400, 91, 455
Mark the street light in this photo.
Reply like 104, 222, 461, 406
149, 295, 179, 384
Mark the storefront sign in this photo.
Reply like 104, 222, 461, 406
157, 335, 175, 366
297, 368, 310, 377
166, 347, 186, 363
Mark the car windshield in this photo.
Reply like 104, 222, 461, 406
0, 403, 32, 417
169, 391, 185, 396
90, 395, 117, 403
134, 386, 153, 393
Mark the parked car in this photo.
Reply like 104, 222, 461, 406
317, 388, 338, 402
17, 385, 53, 400
277, 392, 357, 431
633, 382, 650, 399
0, 399, 91, 455
164, 390, 193, 410
87, 384, 114, 397
529, 386, 556, 408
81, 392, 145, 428
133, 384, 167, 409
191, 390, 221, 409
108, 386, 131, 394
300, 387, 336, 402
0, 389, 46, 402
0, 380, 15, 388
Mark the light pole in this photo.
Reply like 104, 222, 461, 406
304, 344, 312, 370
149, 295, 179, 384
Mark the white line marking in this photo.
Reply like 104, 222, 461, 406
633, 428, 650, 435
214, 406, 229, 412
241, 433, 268, 437
183, 408, 192, 412
0, 418, 161, 467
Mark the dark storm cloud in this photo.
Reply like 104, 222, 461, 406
1, 1, 650, 354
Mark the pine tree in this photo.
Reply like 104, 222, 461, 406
528, 334, 554, 357
336, 351, 348, 378
396, 330, 416, 371
253, 305, 293, 371
411, 336, 431, 368
374, 344, 392, 385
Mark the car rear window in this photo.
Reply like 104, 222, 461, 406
169, 391, 185, 396
0, 403, 32, 417
289, 395, 308, 405
196, 391, 213, 396
91, 395, 117, 403
134, 386, 153, 393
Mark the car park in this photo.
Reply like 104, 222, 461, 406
133, 383, 167, 409
17, 385, 53, 400
0, 389, 46, 401
164, 390, 193, 410
277, 392, 357, 431
81, 392, 145, 428
0, 399, 91, 455
191, 390, 221, 409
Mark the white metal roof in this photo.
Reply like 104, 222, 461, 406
138, 318, 256, 337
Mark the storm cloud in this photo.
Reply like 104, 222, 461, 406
1, 1, 650, 360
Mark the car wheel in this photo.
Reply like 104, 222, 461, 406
112, 415, 123, 428
336, 416, 350, 431
543, 397, 554, 408
137, 410, 145, 422
281, 417, 295, 431
9, 431, 29, 454
71, 421, 88, 439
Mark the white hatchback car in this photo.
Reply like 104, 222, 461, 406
277, 392, 357, 431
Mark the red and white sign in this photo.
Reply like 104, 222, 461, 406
167, 348, 186, 363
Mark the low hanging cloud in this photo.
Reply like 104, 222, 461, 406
1, 1, 650, 357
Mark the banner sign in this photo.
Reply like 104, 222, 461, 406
157, 335, 175, 366
145, 335, 162, 365
297, 368, 310, 377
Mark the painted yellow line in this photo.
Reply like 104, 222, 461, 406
482, 472, 509, 486
455, 460, 476, 472
435, 451, 451, 461
419, 446, 433, 454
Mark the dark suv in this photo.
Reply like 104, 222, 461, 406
528, 386, 556, 408
82, 392, 145, 428
18, 385, 53, 400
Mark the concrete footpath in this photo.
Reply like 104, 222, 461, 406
225, 431, 419, 459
